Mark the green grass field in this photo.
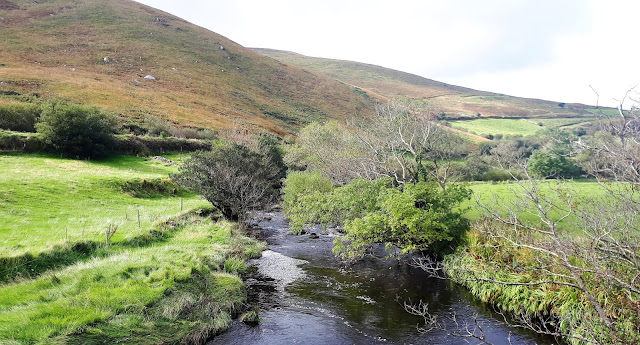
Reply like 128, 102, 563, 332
0, 153, 209, 258
462, 180, 608, 226
0, 152, 266, 344
0, 213, 265, 344
448, 118, 596, 137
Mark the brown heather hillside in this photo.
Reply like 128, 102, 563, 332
252, 48, 607, 119
0, 0, 373, 135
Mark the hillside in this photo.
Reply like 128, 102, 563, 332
252, 48, 606, 119
0, 0, 373, 135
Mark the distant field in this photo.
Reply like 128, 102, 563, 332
462, 180, 608, 225
448, 117, 596, 137
0, 153, 208, 257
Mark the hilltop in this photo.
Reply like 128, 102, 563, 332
0, 0, 373, 135
252, 48, 606, 119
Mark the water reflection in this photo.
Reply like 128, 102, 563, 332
210, 212, 549, 345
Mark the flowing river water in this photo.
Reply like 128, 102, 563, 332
211, 211, 552, 345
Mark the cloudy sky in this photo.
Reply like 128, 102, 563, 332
135, 0, 639, 107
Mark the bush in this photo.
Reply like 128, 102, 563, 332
119, 178, 186, 198
0, 103, 41, 132
282, 171, 333, 211
334, 182, 471, 260
284, 178, 391, 234
0, 131, 44, 152
480, 169, 513, 181
528, 149, 583, 178
36, 102, 117, 159
115, 135, 212, 156
144, 115, 172, 137
171, 144, 281, 222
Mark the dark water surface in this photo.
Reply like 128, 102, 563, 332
210, 212, 550, 345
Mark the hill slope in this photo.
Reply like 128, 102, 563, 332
0, 0, 373, 135
252, 48, 604, 119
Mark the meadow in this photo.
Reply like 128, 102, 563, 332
461, 179, 607, 222
0, 153, 209, 258
0, 152, 266, 344
448, 117, 595, 137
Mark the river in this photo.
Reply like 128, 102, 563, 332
210, 211, 551, 345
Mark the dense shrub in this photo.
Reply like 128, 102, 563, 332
119, 178, 187, 198
258, 133, 287, 181
115, 135, 212, 156
36, 103, 117, 159
0, 103, 41, 132
0, 131, 44, 152
480, 169, 513, 181
281, 170, 333, 211
284, 177, 391, 234
334, 182, 471, 260
171, 144, 281, 222
528, 149, 584, 178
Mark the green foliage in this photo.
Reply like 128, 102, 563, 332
284, 121, 364, 183
284, 177, 391, 234
334, 182, 471, 260
258, 133, 287, 180
528, 146, 583, 179
0, 129, 44, 152
172, 144, 281, 221
284, 176, 470, 257
281, 170, 333, 211
0, 103, 41, 132
119, 178, 187, 198
36, 102, 117, 159
446, 229, 640, 345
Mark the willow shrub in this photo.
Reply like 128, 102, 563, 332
334, 182, 471, 260
283, 176, 390, 234
282, 174, 471, 258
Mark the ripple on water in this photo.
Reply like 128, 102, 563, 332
255, 250, 307, 291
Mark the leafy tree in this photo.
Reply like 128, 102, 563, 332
528, 149, 583, 178
284, 121, 375, 184
35, 102, 117, 158
334, 182, 471, 261
171, 144, 280, 223
0, 103, 41, 132
284, 177, 390, 234
257, 133, 287, 181
281, 170, 333, 212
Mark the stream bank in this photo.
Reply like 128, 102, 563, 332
211, 211, 551, 345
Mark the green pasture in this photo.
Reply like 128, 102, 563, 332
449, 118, 596, 137
0, 153, 208, 258
462, 180, 609, 227
0, 214, 264, 344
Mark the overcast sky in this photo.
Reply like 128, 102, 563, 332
135, 0, 639, 107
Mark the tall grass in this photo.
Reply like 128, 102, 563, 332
0, 214, 266, 344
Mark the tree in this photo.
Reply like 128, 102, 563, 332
350, 101, 470, 187
416, 97, 640, 344
36, 102, 117, 159
171, 144, 280, 224
333, 182, 471, 261
284, 121, 381, 184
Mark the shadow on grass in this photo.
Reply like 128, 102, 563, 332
0, 208, 219, 284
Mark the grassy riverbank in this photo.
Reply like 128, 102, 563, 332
0, 153, 266, 344
445, 229, 639, 345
